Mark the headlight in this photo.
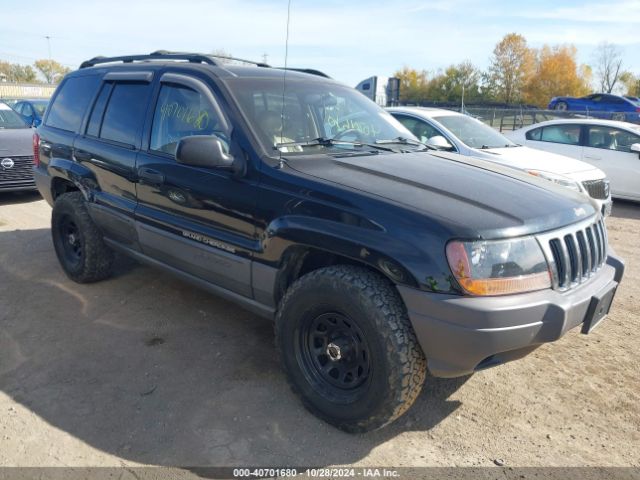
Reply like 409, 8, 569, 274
446, 237, 551, 296
527, 170, 582, 192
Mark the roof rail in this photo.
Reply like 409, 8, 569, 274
79, 50, 270, 69
279, 68, 331, 79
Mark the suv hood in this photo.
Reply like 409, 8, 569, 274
0, 127, 34, 157
479, 145, 599, 176
285, 150, 596, 239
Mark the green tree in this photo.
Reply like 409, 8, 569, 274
427, 61, 482, 103
487, 33, 535, 104
34, 59, 70, 84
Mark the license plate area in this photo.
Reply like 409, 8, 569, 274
581, 283, 617, 334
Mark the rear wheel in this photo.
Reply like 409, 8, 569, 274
554, 101, 569, 111
51, 192, 114, 283
275, 265, 427, 433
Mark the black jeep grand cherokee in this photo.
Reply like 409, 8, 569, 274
34, 52, 624, 432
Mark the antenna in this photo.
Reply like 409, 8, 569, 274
278, 0, 292, 167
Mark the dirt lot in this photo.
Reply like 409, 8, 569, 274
0, 191, 639, 470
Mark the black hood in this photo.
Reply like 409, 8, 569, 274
285, 150, 597, 239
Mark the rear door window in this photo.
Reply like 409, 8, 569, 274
45, 75, 100, 132
99, 82, 152, 147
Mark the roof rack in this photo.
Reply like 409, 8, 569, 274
79, 50, 270, 69
279, 68, 331, 78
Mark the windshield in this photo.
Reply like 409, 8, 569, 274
225, 78, 415, 154
434, 114, 516, 149
0, 104, 28, 129
32, 101, 49, 116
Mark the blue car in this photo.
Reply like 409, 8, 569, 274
11, 99, 49, 127
548, 93, 640, 122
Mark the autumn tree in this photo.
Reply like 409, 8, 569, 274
394, 66, 429, 104
592, 42, 624, 93
0, 61, 38, 83
523, 45, 591, 107
487, 33, 534, 104
34, 59, 70, 84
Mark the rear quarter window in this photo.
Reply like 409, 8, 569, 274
45, 75, 100, 132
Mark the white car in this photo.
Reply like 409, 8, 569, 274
387, 107, 613, 216
507, 119, 640, 202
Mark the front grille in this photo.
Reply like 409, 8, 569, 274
0, 156, 35, 186
537, 217, 607, 291
582, 179, 609, 200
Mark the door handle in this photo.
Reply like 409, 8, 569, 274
138, 167, 165, 184
584, 155, 602, 160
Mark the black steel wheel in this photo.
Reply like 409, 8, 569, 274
56, 214, 84, 269
299, 312, 371, 394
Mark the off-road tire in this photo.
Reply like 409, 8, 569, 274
51, 192, 114, 283
275, 265, 427, 433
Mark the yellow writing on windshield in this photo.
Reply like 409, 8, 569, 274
326, 113, 381, 137
160, 102, 210, 130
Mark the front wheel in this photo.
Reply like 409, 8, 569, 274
275, 265, 427, 433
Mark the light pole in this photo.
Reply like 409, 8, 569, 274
44, 35, 52, 61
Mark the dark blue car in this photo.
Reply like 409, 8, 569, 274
12, 99, 49, 127
548, 93, 640, 122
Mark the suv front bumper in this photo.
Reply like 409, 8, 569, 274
398, 253, 624, 378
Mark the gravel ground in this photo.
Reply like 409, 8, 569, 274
0, 191, 638, 471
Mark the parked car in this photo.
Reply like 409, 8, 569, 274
35, 51, 624, 432
12, 99, 49, 127
387, 107, 612, 216
548, 93, 640, 122
0, 101, 37, 191
507, 119, 640, 202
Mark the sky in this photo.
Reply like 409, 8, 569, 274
0, 0, 639, 87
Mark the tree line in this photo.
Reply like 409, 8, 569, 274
0, 59, 71, 85
395, 33, 639, 107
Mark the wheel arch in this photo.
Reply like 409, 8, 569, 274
48, 158, 97, 201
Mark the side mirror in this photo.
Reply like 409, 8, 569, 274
630, 143, 640, 156
176, 135, 234, 169
426, 135, 454, 150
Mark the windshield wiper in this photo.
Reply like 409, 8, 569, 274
375, 137, 435, 150
275, 137, 396, 152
